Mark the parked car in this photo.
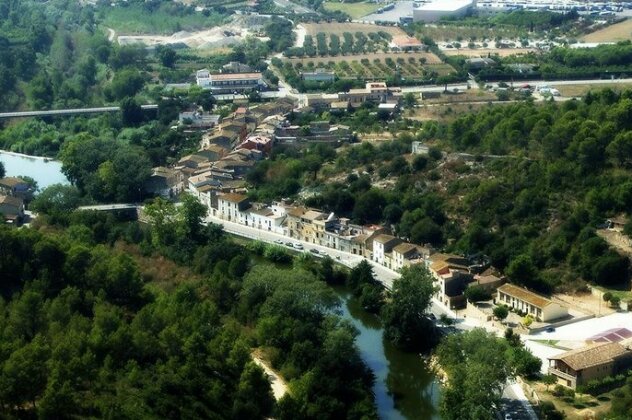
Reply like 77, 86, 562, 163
285, 241, 293, 247
309, 248, 319, 254
546, 327, 555, 333
274, 239, 284, 245
293, 243, 304, 250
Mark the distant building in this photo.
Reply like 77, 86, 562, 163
372, 234, 402, 268
178, 111, 220, 130
412, 141, 430, 155
222, 61, 253, 73
413, 0, 474, 22
548, 343, 632, 389
389, 35, 426, 52
464, 57, 497, 70
217, 193, 251, 222
144, 167, 184, 198
301, 69, 335, 82
0, 195, 24, 224
196, 70, 265, 93
340, 82, 391, 105
496, 284, 568, 322
240, 135, 273, 154
0, 177, 32, 199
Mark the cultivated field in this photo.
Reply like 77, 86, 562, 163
552, 82, 632, 97
303, 22, 405, 37
284, 52, 453, 80
583, 18, 632, 42
322, 1, 380, 19
442, 48, 537, 57
287, 51, 443, 65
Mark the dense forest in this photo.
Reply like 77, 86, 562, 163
0, 194, 382, 418
250, 90, 632, 295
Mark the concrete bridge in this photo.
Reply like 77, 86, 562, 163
0, 104, 158, 119
77, 204, 141, 211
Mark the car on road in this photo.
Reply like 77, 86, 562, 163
293, 243, 304, 250
274, 239, 284, 245
285, 241, 293, 247
546, 327, 555, 333
309, 248, 319, 254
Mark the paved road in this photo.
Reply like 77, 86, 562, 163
502, 382, 538, 420
0, 104, 158, 119
78, 204, 139, 211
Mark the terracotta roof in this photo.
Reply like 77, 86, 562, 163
219, 193, 249, 204
391, 35, 424, 47
550, 343, 631, 371
497, 284, 553, 309
393, 243, 418, 255
210, 73, 262, 81
476, 275, 503, 286
373, 234, 400, 245
0, 195, 23, 207
0, 177, 28, 188
286, 206, 307, 218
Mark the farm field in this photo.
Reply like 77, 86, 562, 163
303, 22, 405, 37
442, 48, 537, 57
582, 18, 632, 42
283, 52, 453, 81
322, 1, 380, 19
552, 82, 632, 97
287, 51, 443, 65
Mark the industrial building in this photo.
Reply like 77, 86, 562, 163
413, 0, 475, 22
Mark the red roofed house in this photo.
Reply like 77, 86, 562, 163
389, 35, 426, 52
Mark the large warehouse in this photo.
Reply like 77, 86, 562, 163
413, 0, 475, 22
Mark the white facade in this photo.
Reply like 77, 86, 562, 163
413, 0, 475, 22
196, 69, 211, 87
242, 204, 287, 234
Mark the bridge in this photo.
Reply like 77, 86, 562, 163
77, 203, 141, 211
0, 104, 158, 119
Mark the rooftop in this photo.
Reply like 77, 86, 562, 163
219, 193, 249, 204
416, 0, 474, 12
497, 284, 553, 309
0, 177, 28, 188
587, 328, 632, 344
0, 195, 23, 207
373, 234, 400, 245
210, 72, 262, 81
393, 242, 419, 255
391, 35, 424, 47
550, 342, 631, 371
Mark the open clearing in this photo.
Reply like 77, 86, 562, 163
552, 82, 632, 97
442, 48, 536, 57
287, 51, 443, 65
583, 18, 632, 42
322, 1, 380, 19
303, 22, 405, 37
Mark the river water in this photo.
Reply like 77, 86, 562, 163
0, 151, 69, 189
334, 287, 441, 420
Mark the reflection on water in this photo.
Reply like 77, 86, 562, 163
334, 287, 441, 420
0, 151, 69, 189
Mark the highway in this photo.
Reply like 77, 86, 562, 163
0, 104, 158, 119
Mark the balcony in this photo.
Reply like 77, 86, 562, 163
549, 367, 576, 382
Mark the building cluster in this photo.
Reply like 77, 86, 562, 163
145, 98, 355, 200
304, 82, 401, 111
196, 69, 266, 93
0, 177, 31, 224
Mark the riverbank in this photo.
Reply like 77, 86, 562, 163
0, 149, 58, 162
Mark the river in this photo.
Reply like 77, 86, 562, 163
334, 287, 441, 420
0, 151, 69, 189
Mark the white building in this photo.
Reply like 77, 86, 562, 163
413, 0, 475, 22
242, 204, 287, 234
372, 234, 402, 267
196, 70, 265, 93
217, 193, 251, 222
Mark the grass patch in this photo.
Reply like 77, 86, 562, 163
531, 339, 571, 350
98, 4, 227, 34
322, 1, 381, 19
583, 18, 632, 42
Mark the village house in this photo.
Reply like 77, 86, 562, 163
389, 35, 426, 52
178, 154, 209, 169
548, 342, 632, 389
216, 193, 251, 222
239, 135, 273, 154
372, 234, 402, 268
144, 167, 184, 198
196, 144, 227, 162
392, 242, 435, 271
339, 82, 391, 105
0, 195, 25, 224
0, 177, 32, 199
285, 207, 331, 243
242, 203, 287, 234
470, 266, 506, 292
496, 283, 568, 322
178, 111, 220, 130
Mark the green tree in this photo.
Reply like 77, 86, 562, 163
437, 329, 514, 420
464, 285, 491, 303
232, 362, 274, 419
120, 97, 144, 126
382, 265, 437, 351
156, 46, 177, 68
493, 305, 509, 321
